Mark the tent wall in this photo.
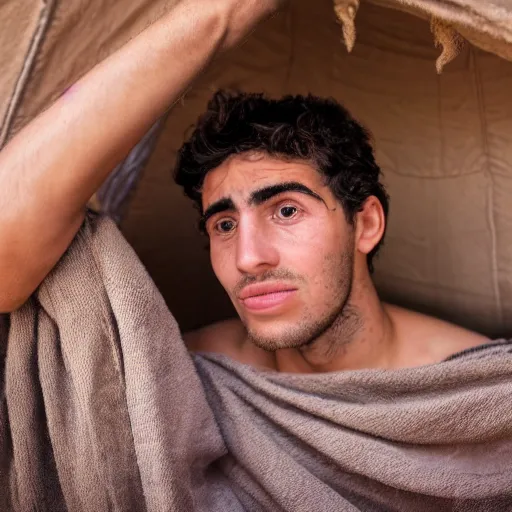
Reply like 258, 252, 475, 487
0, 0, 171, 143
0, 0, 46, 144
121, 1, 512, 336
2, 0, 512, 336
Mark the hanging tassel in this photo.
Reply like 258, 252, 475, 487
431, 17, 465, 73
333, 0, 360, 53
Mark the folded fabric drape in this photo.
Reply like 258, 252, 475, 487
2, 211, 511, 511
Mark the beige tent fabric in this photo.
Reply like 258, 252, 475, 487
4, 0, 512, 140
120, 1, 512, 336
368, 0, 512, 69
0, 0, 172, 144
0, 0, 49, 145
395, 0, 512, 59
334, 0, 512, 73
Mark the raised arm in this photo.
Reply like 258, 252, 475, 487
0, 0, 284, 312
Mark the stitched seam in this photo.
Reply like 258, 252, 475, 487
0, 0, 58, 148
283, 5, 296, 92
471, 47, 503, 325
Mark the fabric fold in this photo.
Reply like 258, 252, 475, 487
1, 210, 237, 512
193, 345, 512, 510
2, 210, 512, 511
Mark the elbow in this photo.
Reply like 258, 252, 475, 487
0, 301, 27, 314
0, 290, 30, 314
0, 303, 21, 315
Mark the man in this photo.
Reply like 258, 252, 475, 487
176, 90, 490, 371
1, 1, 510, 510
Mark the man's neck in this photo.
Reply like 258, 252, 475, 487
273, 281, 397, 373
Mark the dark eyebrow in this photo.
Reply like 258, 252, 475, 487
249, 181, 326, 207
202, 197, 237, 229
201, 181, 326, 230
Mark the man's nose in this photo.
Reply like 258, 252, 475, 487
235, 219, 279, 275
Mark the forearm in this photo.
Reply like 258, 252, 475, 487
0, 0, 227, 310
1, 1, 225, 212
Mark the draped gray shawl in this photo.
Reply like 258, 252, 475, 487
1, 211, 511, 511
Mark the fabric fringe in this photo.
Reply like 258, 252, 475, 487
333, 1, 468, 73
431, 17, 466, 73
333, 0, 360, 52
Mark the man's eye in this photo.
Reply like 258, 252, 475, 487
276, 205, 298, 220
215, 219, 236, 233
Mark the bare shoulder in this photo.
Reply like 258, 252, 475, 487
385, 303, 491, 363
183, 317, 246, 354
183, 317, 276, 367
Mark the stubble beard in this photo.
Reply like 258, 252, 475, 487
245, 248, 361, 353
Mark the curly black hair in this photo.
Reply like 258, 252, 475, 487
174, 90, 389, 273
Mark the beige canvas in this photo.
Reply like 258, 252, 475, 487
120, 1, 512, 336
0, 0, 46, 145
1, 0, 173, 141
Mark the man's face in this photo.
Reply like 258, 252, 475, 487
201, 152, 355, 351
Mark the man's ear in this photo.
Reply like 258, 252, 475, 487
354, 196, 386, 256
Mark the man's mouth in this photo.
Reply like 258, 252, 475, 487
238, 282, 297, 312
